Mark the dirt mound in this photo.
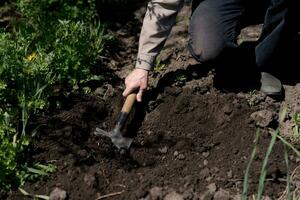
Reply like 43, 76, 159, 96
6, 83, 296, 200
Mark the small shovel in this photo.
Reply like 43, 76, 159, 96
94, 93, 136, 154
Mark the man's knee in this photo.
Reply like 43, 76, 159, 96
188, 1, 226, 62
188, 38, 224, 63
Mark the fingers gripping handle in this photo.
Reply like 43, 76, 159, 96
122, 93, 136, 113
116, 93, 136, 128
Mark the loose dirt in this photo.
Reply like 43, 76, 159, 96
6, 82, 299, 200
5, 1, 300, 200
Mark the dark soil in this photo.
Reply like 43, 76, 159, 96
4, 2, 300, 200
5, 84, 297, 200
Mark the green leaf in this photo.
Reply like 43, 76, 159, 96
242, 128, 261, 200
257, 129, 278, 200
27, 167, 49, 176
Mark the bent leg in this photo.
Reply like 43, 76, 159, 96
188, 0, 245, 63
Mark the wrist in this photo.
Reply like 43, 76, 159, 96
135, 67, 150, 74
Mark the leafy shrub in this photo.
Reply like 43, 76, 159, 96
0, 0, 110, 189
0, 108, 30, 190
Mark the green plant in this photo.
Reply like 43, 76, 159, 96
242, 129, 261, 199
242, 108, 300, 199
0, 0, 110, 189
18, 188, 49, 200
291, 113, 300, 140
256, 129, 278, 199
174, 74, 187, 86
283, 145, 292, 200
153, 57, 166, 73
0, 109, 30, 189
247, 90, 257, 107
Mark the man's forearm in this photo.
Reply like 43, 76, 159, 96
136, 0, 184, 71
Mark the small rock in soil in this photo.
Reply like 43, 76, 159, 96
223, 104, 233, 115
237, 92, 246, 98
94, 87, 106, 96
158, 146, 168, 154
149, 186, 163, 200
164, 86, 182, 96
182, 188, 194, 200
49, 187, 67, 200
202, 152, 210, 158
174, 151, 179, 157
178, 153, 186, 160
203, 159, 208, 166
206, 176, 213, 182
213, 189, 230, 200
211, 167, 219, 173
232, 99, 238, 105
216, 116, 225, 127
200, 168, 210, 178
56, 126, 72, 138
207, 183, 217, 194
77, 149, 88, 158
227, 170, 233, 179
200, 191, 213, 200
250, 110, 274, 127
149, 100, 160, 111
103, 84, 115, 100
83, 173, 97, 188
164, 191, 184, 200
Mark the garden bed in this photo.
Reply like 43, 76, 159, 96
3, 1, 300, 200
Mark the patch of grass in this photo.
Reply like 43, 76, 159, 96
243, 108, 300, 199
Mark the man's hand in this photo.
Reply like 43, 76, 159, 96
123, 68, 149, 102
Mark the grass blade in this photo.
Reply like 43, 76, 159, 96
270, 132, 300, 157
35, 195, 50, 200
242, 128, 261, 200
257, 129, 278, 200
27, 167, 48, 176
284, 145, 292, 200
18, 188, 49, 200
18, 188, 30, 196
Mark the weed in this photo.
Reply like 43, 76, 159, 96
18, 188, 49, 200
243, 108, 300, 199
153, 57, 166, 73
291, 113, 300, 140
174, 74, 187, 86
256, 128, 278, 199
247, 90, 257, 107
242, 129, 261, 199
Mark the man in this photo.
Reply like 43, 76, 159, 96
123, 0, 299, 101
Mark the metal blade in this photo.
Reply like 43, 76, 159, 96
94, 127, 110, 137
94, 127, 133, 150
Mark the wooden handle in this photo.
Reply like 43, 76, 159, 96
121, 93, 136, 113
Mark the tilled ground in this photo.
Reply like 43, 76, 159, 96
4, 1, 300, 200
5, 83, 299, 200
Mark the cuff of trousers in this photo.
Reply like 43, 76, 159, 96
135, 54, 156, 71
